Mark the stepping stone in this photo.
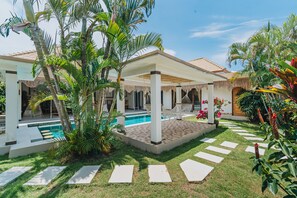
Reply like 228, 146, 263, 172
245, 146, 265, 155
220, 141, 238, 149
180, 159, 213, 182
24, 166, 66, 186
237, 133, 256, 137
66, 165, 101, 185
228, 126, 241, 128
194, 151, 224, 163
232, 129, 248, 132
206, 146, 231, 155
244, 137, 264, 141
108, 165, 134, 183
148, 165, 172, 183
253, 142, 268, 148
252, 143, 280, 150
200, 138, 216, 143
0, 167, 32, 187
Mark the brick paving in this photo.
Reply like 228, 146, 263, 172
125, 120, 212, 144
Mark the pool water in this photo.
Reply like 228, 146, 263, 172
38, 114, 164, 139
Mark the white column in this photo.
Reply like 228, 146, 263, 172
176, 85, 182, 120
117, 79, 125, 126
143, 92, 146, 110
150, 71, 162, 144
207, 83, 215, 124
5, 71, 18, 145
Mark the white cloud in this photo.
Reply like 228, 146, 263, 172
190, 23, 236, 38
211, 52, 228, 66
164, 48, 176, 56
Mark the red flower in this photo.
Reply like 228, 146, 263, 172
291, 58, 297, 68
291, 58, 295, 67
254, 143, 260, 159
217, 112, 222, 118
271, 113, 280, 140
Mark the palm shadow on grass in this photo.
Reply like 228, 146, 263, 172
0, 125, 228, 198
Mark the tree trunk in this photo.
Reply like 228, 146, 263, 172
37, 27, 72, 132
29, 26, 71, 133
96, 41, 111, 122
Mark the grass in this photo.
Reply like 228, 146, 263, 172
0, 118, 285, 198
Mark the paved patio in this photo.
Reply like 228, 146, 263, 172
115, 120, 216, 154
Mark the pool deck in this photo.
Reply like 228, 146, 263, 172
114, 120, 216, 154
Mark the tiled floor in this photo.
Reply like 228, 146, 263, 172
124, 120, 213, 144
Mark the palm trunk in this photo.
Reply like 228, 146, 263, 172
29, 26, 71, 133
97, 41, 111, 122
106, 72, 121, 124
37, 27, 72, 132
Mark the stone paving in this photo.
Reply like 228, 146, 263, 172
194, 151, 224, 163
148, 165, 172, 183
220, 141, 238, 149
206, 146, 231, 155
0, 167, 32, 187
180, 159, 214, 182
124, 120, 213, 144
67, 166, 101, 185
108, 165, 134, 184
200, 138, 216, 143
24, 166, 66, 186
245, 146, 265, 155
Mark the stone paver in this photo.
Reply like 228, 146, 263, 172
180, 159, 213, 182
232, 129, 248, 132
200, 138, 216, 143
244, 137, 264, 141
245, 146, 265, 155
237, 133, 256, 137
66, 165, 101, 185
194, 151, 224, 163
125, 120, 213, 144
220, 141, 238, 149
148, 165, 172, 183
205, 146, 231, 155
108, 165, 134, 183
253, 142, 268, 148
0, 167, 32, 187
228, 126, 242, 129
24, 166, 66, 186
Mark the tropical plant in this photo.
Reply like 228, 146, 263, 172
251, 59, 297, 197
0, 0, 163, 157
236, 89, 267, 122
0, 82, 5, 113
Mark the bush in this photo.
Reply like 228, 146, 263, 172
236, 89, 266, 122
0, 82, 5, 113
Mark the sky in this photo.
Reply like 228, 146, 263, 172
1, 0, 297, 71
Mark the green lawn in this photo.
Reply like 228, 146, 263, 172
0, 118, 285, 198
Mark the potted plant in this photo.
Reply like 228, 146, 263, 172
196, 97, 230, 127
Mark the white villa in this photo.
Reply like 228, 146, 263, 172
0, 50, 250, 157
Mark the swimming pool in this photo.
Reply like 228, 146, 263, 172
38, 114, 165, 139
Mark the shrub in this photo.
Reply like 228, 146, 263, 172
236, 89, 266, 122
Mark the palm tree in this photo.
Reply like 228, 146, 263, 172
0, 0, 72, 132
94, 0, 158, 118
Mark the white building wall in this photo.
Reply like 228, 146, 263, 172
201, 86, 232, 114
127, 91, 135, 109
163, 90, 172, 110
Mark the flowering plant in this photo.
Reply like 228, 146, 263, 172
196, 97, 230, 120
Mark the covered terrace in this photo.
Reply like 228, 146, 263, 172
113, 51, 227, 153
